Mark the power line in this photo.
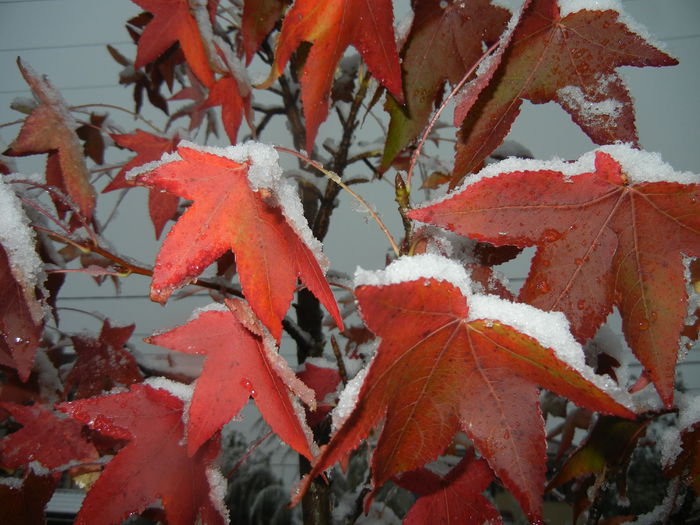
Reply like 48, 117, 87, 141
0, 41, 132, 53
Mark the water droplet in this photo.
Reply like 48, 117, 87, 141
542, 259, 551, 267
650, 311, 658, 322
638, 319, 649, 331
241, 379, 253, 393
536, 281, 551, 294
577, 300, 586, 310
575, 257, 584, 266
439, 0, 447, 8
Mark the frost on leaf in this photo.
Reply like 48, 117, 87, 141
410, 147, 700, 407
146, 300, 316, 458
0, 403, 98, 471
452, 0, 677, 181
0, 178, 45, 381
58, 384, 226, 525
296, 254, 634, 521
131, 141, 343, 340
5, 60, 95, 224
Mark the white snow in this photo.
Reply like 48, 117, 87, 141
354, 253, 473, 298
415, 145, 698, 210
557, 84, 623, 128
129, 140, 330, 273
332, 364, 369, 432
0, 177, 45, 324
187, 301, 229, 322
354, 254, 634, 408
261, 332, 316, 410
144, 376, 194, 404
558, 0, 669, 52
206, 466, 231, 524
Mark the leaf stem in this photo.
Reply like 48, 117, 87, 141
276, 146, 400, 257
406, 40, 501, 188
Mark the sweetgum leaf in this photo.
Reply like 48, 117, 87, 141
0, 403, 98, 470
58, 384, 226, 525
242, 0, 290, 64
0, 247, 42, 382
0, 471, 58, 525
396, 451, 501, 525
260, 0, 403, 153
5, 59, 95, 222
65, 320, 143, 399
453, 0, 677, 180
104, 130, 180, 239
410, 150, 700, 406
146, 302, 316, 458
131, 0, 214, 87
133, 143, 343, 340
381, 0, 510, 170
296, 276, 634, 520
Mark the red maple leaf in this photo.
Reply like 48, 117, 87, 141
296, 257, 634, 520
241, 0, 290, 64
260, 0, 404, 153
64, 320, 143, 399
395, 450, 501, 525
145, 299, 316, 457
203, 74, 249, 144
58, 383, 226, 525
297, 361, 341, 428
0, 471, 58, 525
410, 148, 700, 407
0, 403, 98, 470
131, 0, 215, 87
132, 142, 343, 340
0, 247, 42, 382
104, 130, 180, 239
5, 60, 95, 223
381, 0, 510, 169
453, 0, 677, 180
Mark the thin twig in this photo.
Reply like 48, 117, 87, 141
406, 40, 501, 187
71, 103, 164, 134
275, 146, 400, 257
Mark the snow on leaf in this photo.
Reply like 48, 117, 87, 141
259, 0, 404, 153
131, 0, 215, 87
0, 403, 98, 471
0, 179, 45, 381
381, 0, 510, 170
132, 141, 343, 340
57, 384, 226, 525
5, 59, 95, 222
296, 254, 634, 521
145, 301, 316, 458
410, 147, 700, 407
452, 0, 677, 181
64, 320, 143, 399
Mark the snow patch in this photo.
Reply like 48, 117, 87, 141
144, 376, 194, 404
558, 0, 670, 52
332, 365, 369, 432
206, 467, 231, 523
354, 253, 473, 299
0, 177, 45, 324
557, 83, 623, 128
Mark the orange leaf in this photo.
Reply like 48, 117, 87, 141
410, 147, 700, 407
261, 0, 403, 153
132, 142, 343, 340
